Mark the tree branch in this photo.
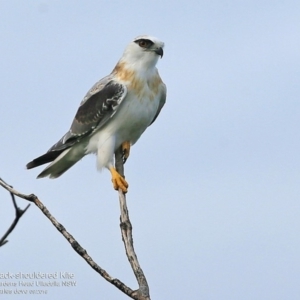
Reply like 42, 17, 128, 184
1, 148, 151, 298
0, 177, 140, 299
115, 148, 151, 300
0, 178, 30, 247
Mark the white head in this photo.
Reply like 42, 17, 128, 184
120, 35, 165, 69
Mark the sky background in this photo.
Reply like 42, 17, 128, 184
1, 0, 300, 299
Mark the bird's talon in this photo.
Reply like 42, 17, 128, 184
110, 167, 129, 193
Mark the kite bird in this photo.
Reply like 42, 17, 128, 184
26, 35, 166, 193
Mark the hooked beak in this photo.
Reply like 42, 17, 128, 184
154, 47, 164, 58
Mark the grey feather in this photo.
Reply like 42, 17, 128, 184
26, 77, 127, 177
149, 83, 166, 126
48, 79, 127, 152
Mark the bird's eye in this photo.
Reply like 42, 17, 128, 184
135, 39, 153, 49
139, 40, 147, 48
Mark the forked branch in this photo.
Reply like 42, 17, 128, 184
0, 148, 150, 299
0, 178, 30, 247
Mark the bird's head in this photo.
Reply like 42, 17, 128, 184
121, 35, 164, 69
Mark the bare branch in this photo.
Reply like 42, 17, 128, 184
0, 178, 30, 247
0, 177, 141, 299
115, 148, 151, 300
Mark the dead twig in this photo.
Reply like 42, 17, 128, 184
0, 177, 141, 299
0, 178, 30, 247
115, 148, 150, 300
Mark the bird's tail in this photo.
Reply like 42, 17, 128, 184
27, 143, 86, 179
26, 150, 65, 169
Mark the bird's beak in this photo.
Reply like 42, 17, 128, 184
155, 47, 164, 58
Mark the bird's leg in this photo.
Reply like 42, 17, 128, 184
109, 166, 128, 193
121, 141, 131, 163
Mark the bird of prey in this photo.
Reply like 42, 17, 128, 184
26, 35, 166, 193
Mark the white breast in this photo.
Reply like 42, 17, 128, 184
86, 64, 163, 170
108, 85, 161, 145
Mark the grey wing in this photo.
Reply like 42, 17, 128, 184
49, 77, 127, 152
149, 82, 166, 126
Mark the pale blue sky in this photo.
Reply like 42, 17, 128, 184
1, 1, 300, 299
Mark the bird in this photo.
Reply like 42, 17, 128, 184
26, 35, 166, 193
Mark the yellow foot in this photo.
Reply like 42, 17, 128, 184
109, 167, 128, 193
121, 141, 131, 163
